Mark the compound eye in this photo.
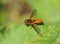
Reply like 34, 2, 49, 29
27, 19, 32, 23
25, 19, 33, 25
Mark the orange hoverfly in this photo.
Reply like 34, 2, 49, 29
25, 9, 44, 35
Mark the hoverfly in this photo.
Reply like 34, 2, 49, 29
25, 9, 44, 35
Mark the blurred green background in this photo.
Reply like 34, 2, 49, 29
0, 0, 60, 44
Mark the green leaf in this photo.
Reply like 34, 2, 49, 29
0, 0, 60, 44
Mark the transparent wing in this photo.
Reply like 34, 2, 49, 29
32, 24, 43, 35
30, 9, 37, 18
